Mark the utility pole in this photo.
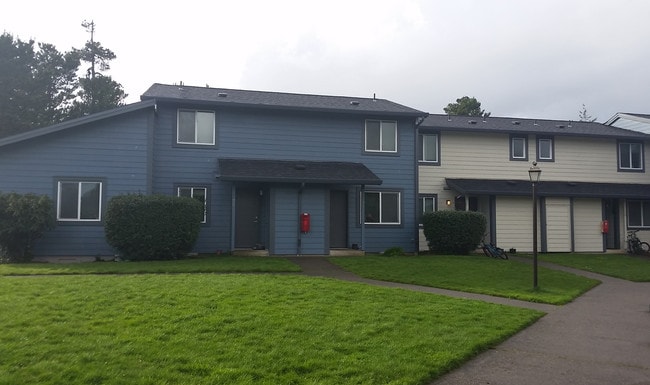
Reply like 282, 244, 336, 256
82, 20, 96, 111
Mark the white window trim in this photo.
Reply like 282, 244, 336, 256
177, 110, 216, 146
537, 137, 553, 160
177, 186, 208, 223
365, 120, 398, 153
511, 136, 527, 160
421, 133, 439, 163
627, 200, 650, 228
618, 142, 643, 170
57, 181, 103, 222
362, 191, 401, 225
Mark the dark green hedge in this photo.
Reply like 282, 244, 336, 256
422, 210, 486, 255
0, 192, 55, 262
104, 194, 204, 260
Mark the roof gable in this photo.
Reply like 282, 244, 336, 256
422, 114, 650, 139
141, 83, 426, 117
0, 100, 156, 148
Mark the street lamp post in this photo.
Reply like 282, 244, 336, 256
528, 161, 542, 289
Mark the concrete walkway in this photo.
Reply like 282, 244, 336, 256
289, 257, 650, 385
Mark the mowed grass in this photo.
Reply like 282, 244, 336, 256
0, 274, 542, 385
331, 255, 600, 305
0, 256, 300, 276
538, 253, 650, 282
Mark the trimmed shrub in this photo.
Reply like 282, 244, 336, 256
422, 210, 486, 255
104, 194, 204, 261
0, 192, 55, 263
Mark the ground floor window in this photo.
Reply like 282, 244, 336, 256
57, 181, 102, 221
178, 186, 208, 223
364, 191, 400, 224
627, 200, 650, 228
419, 194, 437, 224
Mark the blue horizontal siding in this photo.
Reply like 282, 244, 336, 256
0, 110, 152, 256
152, 102, 418, 254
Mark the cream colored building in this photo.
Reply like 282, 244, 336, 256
417, 114, 650, 253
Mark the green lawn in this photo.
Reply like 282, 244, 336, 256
537, 253, 650, 282
0, 256, 300, 275
0, 274, 543, 385
331, 255, 600, 305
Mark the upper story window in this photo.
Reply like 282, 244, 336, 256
177, 110, 215, 146
364, 191, 401, 225
627, 200, 650, 228
510, 135, 528, 161
57, 181, 102, 222
419, 133, 440, 164
537, 137, 554, 162
365, 120, 397, 153
618, 141, 644, 171
178, 186, 208, 223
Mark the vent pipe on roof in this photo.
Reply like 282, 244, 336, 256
218, 92, 228, 97
512, 121, 521, 125
350, 101, 360, 106
373, 93, 376, 101
447, 114, 451, 122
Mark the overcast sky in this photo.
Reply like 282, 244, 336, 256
3, 0, 649, 121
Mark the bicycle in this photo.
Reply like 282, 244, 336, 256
626, 230, 650, 255
481, 241, 509, 259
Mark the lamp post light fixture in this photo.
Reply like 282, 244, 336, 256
528, 161, 542, 289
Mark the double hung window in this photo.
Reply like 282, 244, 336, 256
510, 135, 527, 160
537, 137, 554, 161
419, 133, 439, 164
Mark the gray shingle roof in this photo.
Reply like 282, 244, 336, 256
446, 178, 650, 199
422, 114, 650, 139
141, 83, 426, 117
218, 158, 382, 185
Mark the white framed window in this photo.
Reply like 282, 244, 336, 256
177, 186, 208, 223
57, 181, 102, 221
420, 133, 439, 163
419, 194, 437, 224
364, 191, 401, 225
510, 135, 527, 160
537, 137, 554, 161
627, 200, 650, 228
365, 120, 397, 153
618, 142, 643, 171
177, 110, 215, 145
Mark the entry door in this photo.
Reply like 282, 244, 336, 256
603, 199, 619, 249
235, 188, 260, 248
329, 190, 348, 248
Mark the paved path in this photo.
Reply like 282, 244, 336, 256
289, 257, 650, 385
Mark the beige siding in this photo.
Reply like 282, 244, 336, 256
495, 197, 539, 252
419, 132, 650, 196
545, 198, 571, 252
573, 198, 604, 252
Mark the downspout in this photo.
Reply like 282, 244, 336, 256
360, 184, 365, 252
297, 182, 304, 256
230, 184, 236, 252
414, 114, 427, 255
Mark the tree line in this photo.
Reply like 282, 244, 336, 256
0, 21, 125, 138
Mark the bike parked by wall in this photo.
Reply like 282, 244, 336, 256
626, 230, 650, 255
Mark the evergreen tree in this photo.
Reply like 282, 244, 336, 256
443, 96, 491, 117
